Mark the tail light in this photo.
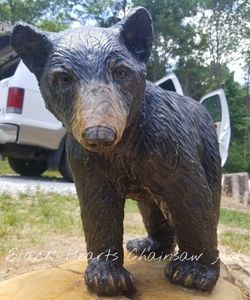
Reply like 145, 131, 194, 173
7, 87, 24, 114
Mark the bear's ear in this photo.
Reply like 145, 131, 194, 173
116, 7, 153, 63
11, 22, 53, 80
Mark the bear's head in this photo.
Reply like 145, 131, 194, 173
11, 7, 153, 152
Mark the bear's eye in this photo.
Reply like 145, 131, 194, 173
113, 67, 130, 82
53, 72, 73, 88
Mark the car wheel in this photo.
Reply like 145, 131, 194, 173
8, 157, 47, 177
59, 152, 73, 182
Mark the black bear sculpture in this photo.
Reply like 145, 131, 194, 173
11, 7, 221, 296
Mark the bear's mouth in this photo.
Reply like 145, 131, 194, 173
83, 126, 117, 152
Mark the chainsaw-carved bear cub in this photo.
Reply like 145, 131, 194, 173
11, 7, 221, 296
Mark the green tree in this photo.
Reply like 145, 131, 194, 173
222, 74, 250, 172
225, 74, 247, 141
0, 0, 68, 31
0, 0, 50, 24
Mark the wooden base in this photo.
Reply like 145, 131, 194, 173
0, 252, 244, 300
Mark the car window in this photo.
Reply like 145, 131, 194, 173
0, 30, 19, 80
0, 58, 20, 80
201, 94, 222, 123
155, 73, 184, 96
158, 79, 177, 92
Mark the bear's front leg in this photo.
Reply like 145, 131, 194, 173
82, 190, 134, 297
68, 148, 134, 296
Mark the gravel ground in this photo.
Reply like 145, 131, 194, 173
0, 175, 76, 195
0, 175, 249, 196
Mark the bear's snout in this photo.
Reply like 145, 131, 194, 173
70, 82, 128, 151
84, 126, 116, 151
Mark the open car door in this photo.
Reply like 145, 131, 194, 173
155, 73, 184, 96
200, 89, 231, 166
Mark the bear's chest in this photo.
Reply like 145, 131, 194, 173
100, 147, 176, 201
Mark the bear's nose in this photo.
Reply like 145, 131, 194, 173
84, 126, 116, 149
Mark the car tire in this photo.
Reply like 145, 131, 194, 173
8, 157, 47, 177
59, 152, 73, 182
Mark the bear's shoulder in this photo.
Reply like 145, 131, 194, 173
142, 81, 211, 138
144, 81, 205, 117
138, 82, 217, 161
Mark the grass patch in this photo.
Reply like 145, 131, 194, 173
219, 209, 250, 253
0, 194, 142, 258
43, 169, 61, 178
125, 199, 139, 213
0, 192, 81, 257
0, 160, 14, 175
1, 191, 249, 259
220, 209, 250, 229
220, 231, 250, 254
124, 223, 145, 236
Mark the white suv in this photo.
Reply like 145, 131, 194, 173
0, 23, 71, 180
0, 23, 230, 181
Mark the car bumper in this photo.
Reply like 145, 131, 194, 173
0, 123, 18, 143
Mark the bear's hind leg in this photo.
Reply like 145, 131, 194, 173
163, 170, 220, 292
126, 201, 176, 257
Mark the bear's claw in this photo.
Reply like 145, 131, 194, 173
84, 260, 134, 296
164, 258, 219, 292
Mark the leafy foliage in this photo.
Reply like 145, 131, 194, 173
0, 0, 51, 24
0, 0, 68, 32
222, 74, 250, 172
